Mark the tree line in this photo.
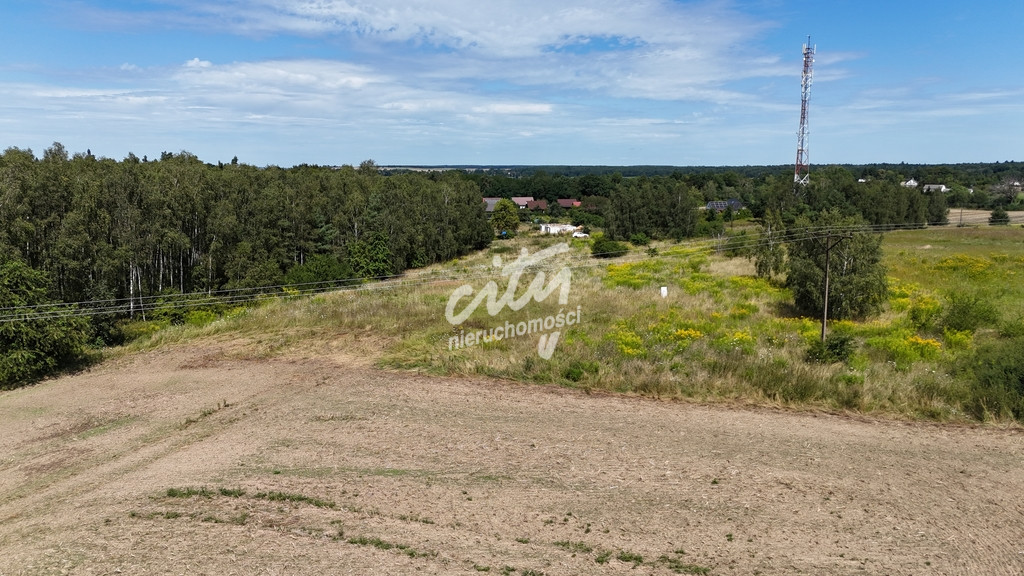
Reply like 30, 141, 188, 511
0, 144, 492, 324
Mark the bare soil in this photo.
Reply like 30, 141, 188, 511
1, 343, 1022, 575
947, 208, 1024, 226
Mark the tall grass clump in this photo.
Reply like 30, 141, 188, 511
955, 337, 1024, 420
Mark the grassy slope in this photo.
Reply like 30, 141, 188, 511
119, 225, 1024, 423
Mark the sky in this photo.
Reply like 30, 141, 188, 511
1, 0, 1022, 167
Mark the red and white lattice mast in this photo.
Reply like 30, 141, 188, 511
794, 35, 815, 187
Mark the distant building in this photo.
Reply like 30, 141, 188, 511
923, 184, 950, 193
510, 196, 534, 209
557, 198, 582, 209
705, 199, 744, 212
539, 223, 578, 235
482, 197, 501, 213
526, 199, 548, 211
901, 178, 919, 188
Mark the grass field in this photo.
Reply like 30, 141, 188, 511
120, 222, 1024, 424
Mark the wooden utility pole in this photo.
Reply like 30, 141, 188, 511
814, 233, 851, 341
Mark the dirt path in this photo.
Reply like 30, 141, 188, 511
1, 345, 1022, 575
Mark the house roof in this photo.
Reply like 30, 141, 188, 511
527, 199, 548, 210
557, 198, 581, 208
510, 196, 534, 207
706, 199, 744, 212
482, 197, 501, 212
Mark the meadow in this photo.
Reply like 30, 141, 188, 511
121, 224, 1024, 423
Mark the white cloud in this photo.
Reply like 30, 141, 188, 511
471, 103, 552, 115
76, 0, 790, 109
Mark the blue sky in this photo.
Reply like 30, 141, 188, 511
1, 0, 1022, 167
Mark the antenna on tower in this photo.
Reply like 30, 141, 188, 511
794, 35, 815, 188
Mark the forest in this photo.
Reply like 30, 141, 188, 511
0, 145, 493, 310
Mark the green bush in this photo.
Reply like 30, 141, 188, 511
806, 332, 855, 364
116, 319, 171, 342
906, 294, 942, 330
998, 318, 1024, 338
562, 361, 599, 382
865, 330, 941, 370
184, 310, 218, 327
591, 235, 628, 259
628, 232, 650, 246
941, 293, 999, 332
989, 205, 1010, 226
959, 337, 1024, 420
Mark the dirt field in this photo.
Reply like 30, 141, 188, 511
1, 343, 1022, 575
947, 208, 1024, 226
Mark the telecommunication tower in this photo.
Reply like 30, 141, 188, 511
794, 36, 815, 187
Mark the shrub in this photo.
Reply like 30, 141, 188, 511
943, 327, 973, 350
865, 330, 940, 369
116, 319, 171, 342
671, 328, 703, 350
591, 235, 628, 259
607, 324, 646, 358
906, 294, 942, 330
805, 332, 855, 364
998, 318, 1024, 338
713, 330, 756, 354
184, 310, 218, 327
959, 337, 1024, 420
562, 361, 599, 382
989, 205, 1010, 226
628, 232, 650, 246
941, 293, 1000, 332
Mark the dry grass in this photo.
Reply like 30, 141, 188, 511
110, 226, 1024, 423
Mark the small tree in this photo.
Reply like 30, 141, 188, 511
591, 234, 628, 258
750, 209, 786, 279
786, 210, 887, 322
990, 205, 1010, 226
927, 189, 949, 225
490, 198, 520, 239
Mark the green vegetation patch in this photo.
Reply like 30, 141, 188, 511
252, 490, 336, 509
